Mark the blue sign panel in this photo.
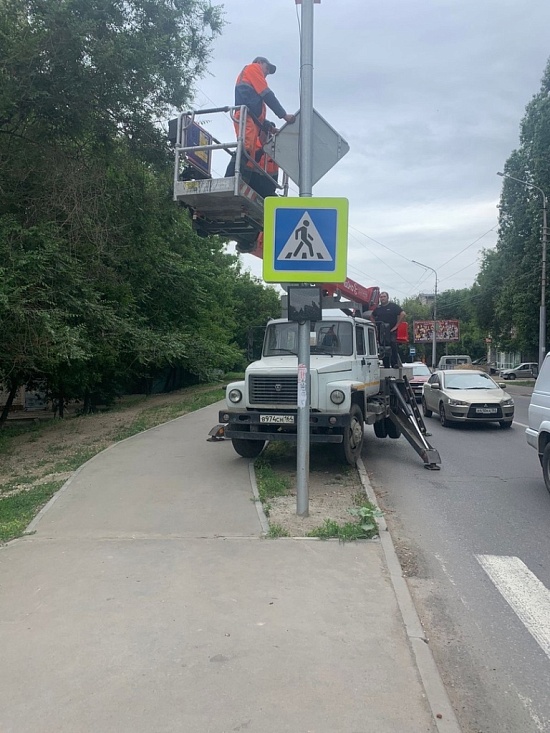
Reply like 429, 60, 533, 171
273, 208, 337, 273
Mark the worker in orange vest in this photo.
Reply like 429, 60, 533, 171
229, 57, 295, 196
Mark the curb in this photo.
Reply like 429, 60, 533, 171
357, 458, 462, 733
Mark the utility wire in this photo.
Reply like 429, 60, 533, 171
437, 226, 497, 271
348, 231, 418, 287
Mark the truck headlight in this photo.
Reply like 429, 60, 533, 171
330, 389, 345, 405
228, 389, 243, 403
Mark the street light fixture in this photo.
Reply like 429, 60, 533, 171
497, 172, 548, 369
412, 260, 438, 369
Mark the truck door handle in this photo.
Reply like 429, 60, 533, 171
361, 358, 366, 366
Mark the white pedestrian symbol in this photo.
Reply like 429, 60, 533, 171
278, 212, 332, 261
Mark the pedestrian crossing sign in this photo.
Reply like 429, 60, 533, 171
262, 197, 348, 283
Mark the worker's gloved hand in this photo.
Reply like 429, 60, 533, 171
283, 114, 296, 124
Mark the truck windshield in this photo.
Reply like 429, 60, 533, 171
263, 321, 353, 357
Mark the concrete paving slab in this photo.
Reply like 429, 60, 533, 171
31, 405, 260, 539
0, 537, 435, 733
0, 402, 443, 732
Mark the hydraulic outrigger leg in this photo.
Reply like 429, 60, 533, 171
387, 379, 441, 470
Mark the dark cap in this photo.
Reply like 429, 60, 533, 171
253, 56, 276, 74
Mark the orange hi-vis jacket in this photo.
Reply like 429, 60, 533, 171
234, 62, 287, 127
234, 62, 287, 170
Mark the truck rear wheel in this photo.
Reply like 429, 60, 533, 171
385, 417, 401, 439
373, 419, 388, 438
338, 404, 364, 466
231, 438, 266, 458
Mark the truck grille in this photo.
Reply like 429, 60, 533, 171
249, 375, 298, 404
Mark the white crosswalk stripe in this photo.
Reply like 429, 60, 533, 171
476, 554, 550, 660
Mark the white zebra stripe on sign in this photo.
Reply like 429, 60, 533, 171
476, 555, 550, 660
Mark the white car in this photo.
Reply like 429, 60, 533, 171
526, 354, 550, 493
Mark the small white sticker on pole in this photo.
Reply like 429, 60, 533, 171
297, 363, 307, 408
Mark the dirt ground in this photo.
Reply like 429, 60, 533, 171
1, 391, 216, 493
258, 445, 367, 536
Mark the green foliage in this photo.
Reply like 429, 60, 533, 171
267, 523, 290, 539
0, 481, 64, 542
347, 503, 383, 534
475, 60, 550, 355
306, 517, 376, 542
253, 457, 291, 507
0, 0, 281, 416
306, 502, 381, 541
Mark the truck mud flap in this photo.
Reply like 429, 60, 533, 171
388, 380, 441, 470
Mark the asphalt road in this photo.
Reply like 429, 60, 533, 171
362, 385, 550, 733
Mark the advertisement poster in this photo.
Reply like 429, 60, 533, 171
413, 320, 460, 343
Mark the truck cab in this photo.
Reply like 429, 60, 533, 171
220, 315, 380, 463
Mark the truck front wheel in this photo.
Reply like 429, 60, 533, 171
231, 438, 266, 458
338, 404, 364, 466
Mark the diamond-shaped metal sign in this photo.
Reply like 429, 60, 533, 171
263, 109, 349, 187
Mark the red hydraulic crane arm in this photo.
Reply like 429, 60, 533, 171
250, 233, 380, 311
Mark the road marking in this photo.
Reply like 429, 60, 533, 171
476, 555, 550, 660
513, 420, 528, 428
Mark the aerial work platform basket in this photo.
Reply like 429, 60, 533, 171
170, 106, 289, 251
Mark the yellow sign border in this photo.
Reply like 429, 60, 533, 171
262, 197, 348, 283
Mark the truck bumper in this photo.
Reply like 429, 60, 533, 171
218, 410, 350, 444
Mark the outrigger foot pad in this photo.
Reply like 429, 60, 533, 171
207, 424, 226, 442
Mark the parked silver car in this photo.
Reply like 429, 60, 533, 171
500, 362, 538, 380
422, 369, 514, 428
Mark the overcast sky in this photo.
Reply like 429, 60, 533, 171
189, 0, 550, 302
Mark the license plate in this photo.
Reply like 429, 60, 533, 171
476, 408, 497, 414
260, 414, 295, 424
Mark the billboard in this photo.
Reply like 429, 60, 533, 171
413, 320, 460, 343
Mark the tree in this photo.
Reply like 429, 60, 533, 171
1, 0, 291, 423
475, 58, 550, 357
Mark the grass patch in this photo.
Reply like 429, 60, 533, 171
52, 446, 103, 473
0, 475, 42, 495
306, 501, 382, 542
254, 456, 291, 506
0, 481, 64, 542
0, 421, 45, 457
267, 523, 290, 538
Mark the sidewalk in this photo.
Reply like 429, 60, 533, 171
0, 403, 460, 733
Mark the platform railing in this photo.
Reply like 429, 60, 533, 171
173, 106, 288, 201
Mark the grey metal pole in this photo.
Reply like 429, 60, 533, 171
433, 270, 438, 370
412, 260, 437, 368
497, 173, 547, 369
299, 0, 314, 197
296, 0, 315, 517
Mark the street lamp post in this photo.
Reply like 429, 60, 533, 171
412, 260, 438, 369
497, 172, 548, 369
